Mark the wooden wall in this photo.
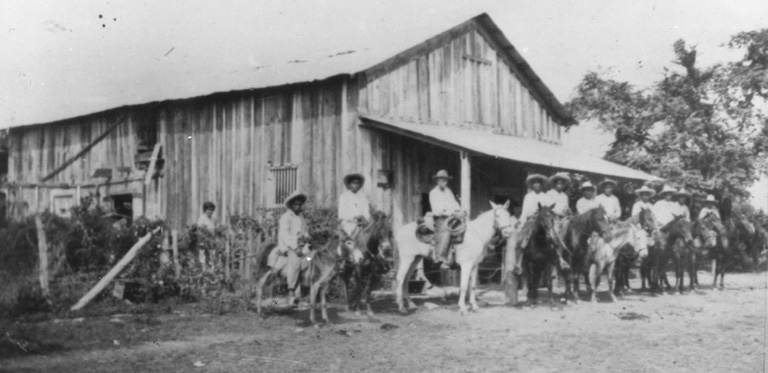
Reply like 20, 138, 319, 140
360, 26, 562, 144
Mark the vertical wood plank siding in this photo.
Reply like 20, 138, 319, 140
363, 26, 564, 142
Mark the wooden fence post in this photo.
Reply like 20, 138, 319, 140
503, 236, 518, 305
160, 231, 170, 265
34, 215, 50, 297
172, 230, 180, 279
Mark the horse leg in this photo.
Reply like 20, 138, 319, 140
469, 265, 481, 311
607, 260, 618, 302
363, 274, 375, 317
458, 263, 472, 315
395, 255, 415, 313
309, 280, 320, 325
527, 263, 540, 305
255, 271, 272, 316
589, 262, 599, 303
688, 254, 696, 291
545, 263, 555, 307
320, 281, 330, 324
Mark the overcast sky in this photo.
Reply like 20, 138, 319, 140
2, 0, 766, 207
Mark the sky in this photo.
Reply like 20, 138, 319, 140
2, 0, 767, 208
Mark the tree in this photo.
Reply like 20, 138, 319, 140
566, 30, 768, 199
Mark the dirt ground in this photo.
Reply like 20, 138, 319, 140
2, 271, 766, 373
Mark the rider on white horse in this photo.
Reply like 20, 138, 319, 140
267, 192, 311, 305
631, 186, 655, 216
429, 170, 464, 265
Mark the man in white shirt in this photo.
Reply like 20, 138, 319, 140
338, 173, 372, 237
519, 174, 551, 222
596, 179, 622, 222
429, 170, 463, 264
576, 181, 600, 215
675, 188, 692, 220
631, 186, 655, 216
652, 185, 678, 227
268, 192, 310, 305
698, 195, 721, 220
546, 173, 572, 217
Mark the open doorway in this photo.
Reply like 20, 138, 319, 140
110, 194, 134, 225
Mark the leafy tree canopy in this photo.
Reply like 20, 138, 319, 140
566, 29, 768, 199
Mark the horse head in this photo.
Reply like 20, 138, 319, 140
490, 200, 515, 238
639, 207, 659, 235
535, 202, 564, 248
669, 216, 694, 244
590, 206, 613, 241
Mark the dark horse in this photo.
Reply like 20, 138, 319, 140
697, 212, 732, 289
561, 206, 612, 303
657, 216, 695, 293
340, 211, 392, 317
521, 204, 565, 305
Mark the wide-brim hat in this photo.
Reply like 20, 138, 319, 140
526, 174, 549, 189
549, 172, 571, 186
658, 185, 677, 197
675, 188, 692, 198
432, 169, 453, 180
580, 181, 596, 191
343, 173, 365, 188
704, 194, 718, 204
634, 185, 656, 197
284, 191, 307, 208
598, 179, 618, 189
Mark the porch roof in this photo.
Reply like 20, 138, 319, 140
360, 115, 662, 182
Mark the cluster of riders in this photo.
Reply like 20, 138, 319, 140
197, 169, 766, 325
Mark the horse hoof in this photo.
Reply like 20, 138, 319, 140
398, 308, 408, 315
459, 309, 468, 316
366, 311, 375, 318
313, 323, 320, 329
355, 311, 362, 317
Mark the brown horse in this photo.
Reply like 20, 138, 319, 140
657, 216, 695, 293
341, 211, 392, 317
698, 212, 732, 289
560, 206, 612, 303
521, 203, 566, 305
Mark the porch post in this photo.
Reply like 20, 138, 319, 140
460, 151, 471, 215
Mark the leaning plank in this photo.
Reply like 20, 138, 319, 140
41, 115, 127, 182
144, 143, 162, 185
34, 215, 50, 297
70, 227, 162, 311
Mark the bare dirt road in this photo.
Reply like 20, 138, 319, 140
2, 271, 766, 372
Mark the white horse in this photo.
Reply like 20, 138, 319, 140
394, 201, 516, 314
587, 223, 649, 302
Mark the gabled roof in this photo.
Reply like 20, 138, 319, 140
8, 13, 574, 129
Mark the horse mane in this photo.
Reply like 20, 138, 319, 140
570, 206, 607, 235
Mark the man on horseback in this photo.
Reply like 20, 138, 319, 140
698, 195, 721, 220
547, 172, 573, 236
338, 173, 372, 238
596, 179, 621, 223
675, 188, 692, 220
519, 174, 568, 269
653, 185, 678, 229
429, 170, 465, 265
267, 191, 310, 305
631, 186, 655, 216
576, 181, 600, 214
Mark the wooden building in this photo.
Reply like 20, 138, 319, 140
1, 14, 656, 233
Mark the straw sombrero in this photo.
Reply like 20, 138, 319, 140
284, 191, 307, 208
675, 188, 692, 198
598, 179, 618, 189
432, 170, 453, 180
704, 194, 718, 204
526, 174, 549, 189
658, 185, 677, 197
634, 185, 656, 197
580, 181, 596, 191
549, 172, 571, 187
